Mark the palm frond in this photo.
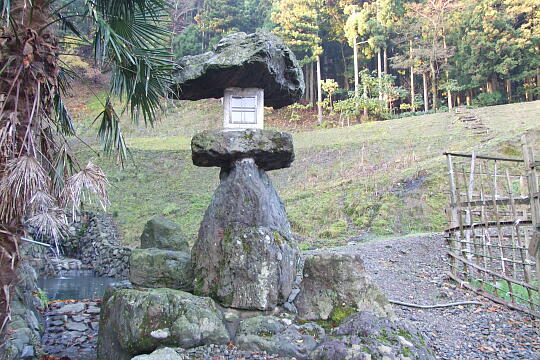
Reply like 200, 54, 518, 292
93, 100, 129, 165
62, 162, 109, 219
53, 94, 75, 136
51, 145, 78, 197
89, 0, 173, 125
25, 208, 69, 254
0, 156, 49, 223
28, 190, 56, 214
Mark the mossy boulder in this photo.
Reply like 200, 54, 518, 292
295, 251, 394, 321
236, 316, 324, 360
311, 312, 434, 360
129, 249, 193, 291
171, 31, 304, 109
191, 129, 294, 171
96, 288, 230, 360
140, 216, 190, 252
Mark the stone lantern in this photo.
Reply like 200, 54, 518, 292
171, 32, 304, 311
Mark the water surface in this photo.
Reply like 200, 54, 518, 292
38, 270, 118, 300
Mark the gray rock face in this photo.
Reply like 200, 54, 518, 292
171, 32, 304, 109
103, 280, 133, 302
192, 158, 299, 310
311, 312, 434, 360
131, 348, 183, 360
236, 316, 323, 360
140, 216, 190, 252
129, 249, 193, 291
192, 129, 294, 171
295, 252, 394, 321
97, 288, 230, 360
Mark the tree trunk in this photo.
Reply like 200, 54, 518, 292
340, 43, 349, 91
486, 75, 497, 94
0, 0, 57, 334
505, 79, 512, 102
303, 64, 308, 102
423, 73, 429, 112
466, 90, 471, 106
430, 62, 438, 110
383, 47, 388, 74
377, 48, 382, 100
353, 37, 359, 98
363, 84, 368, 119
317, 55, 322, 125
443, 36, 452, 110
537, 67, 540, 100
310, 62, 315, 106
409, 40, 415, 112
536, 65, 540, 100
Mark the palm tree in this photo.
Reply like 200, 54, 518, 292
0, 0, 173, 334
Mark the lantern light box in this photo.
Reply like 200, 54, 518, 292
223, 87, 264, 129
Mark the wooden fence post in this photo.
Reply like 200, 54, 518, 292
521, 135, 540, 304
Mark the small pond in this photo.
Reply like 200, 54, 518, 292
38, 270, 119, 300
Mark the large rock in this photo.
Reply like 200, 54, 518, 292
129, 249, 193, 291
191, 129, 294, 171
192, 158, 299, 310
131, 348, 183, 360
171, 32, 304, 109
295, 252, 394, 321
236, 316, 323, 360
140, 216, 190, 252
97, 288, 230, 360
311, 312, 434, 360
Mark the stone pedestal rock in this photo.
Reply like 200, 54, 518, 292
191, 129, 299, 311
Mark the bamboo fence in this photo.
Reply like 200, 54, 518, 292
444, 136, 540, 316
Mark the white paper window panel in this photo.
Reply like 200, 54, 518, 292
231, 109, 257, 124
231, 96, 256, 109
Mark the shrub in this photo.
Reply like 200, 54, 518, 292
472, 91, 504, 107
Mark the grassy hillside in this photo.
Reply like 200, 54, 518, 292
68, 91, 540, 247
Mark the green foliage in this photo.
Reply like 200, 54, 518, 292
271, 0, 324, 63
333, 70, 406, 121
173, 24, 204, 59
330, 305, 356, 324
35, 288, 49, 308
472, 92, 505, 107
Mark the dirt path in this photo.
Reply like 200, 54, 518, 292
348, 233, 540, 360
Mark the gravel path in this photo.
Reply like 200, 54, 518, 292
349, 233, 540, 360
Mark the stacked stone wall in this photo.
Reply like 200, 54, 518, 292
74, 212, 131, 278
0, 245, 45, 360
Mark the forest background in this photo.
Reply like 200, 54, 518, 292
63, 0, 540, 123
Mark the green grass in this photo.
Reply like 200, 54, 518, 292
70, 95, 540, 247
471, 279, 539, 307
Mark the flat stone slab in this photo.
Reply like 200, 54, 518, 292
171, 31, 304, 109
191, 129, 294, 171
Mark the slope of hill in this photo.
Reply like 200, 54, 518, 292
70, 95, 540, 247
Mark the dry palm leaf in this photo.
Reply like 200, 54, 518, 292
62, 162, 110, 219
